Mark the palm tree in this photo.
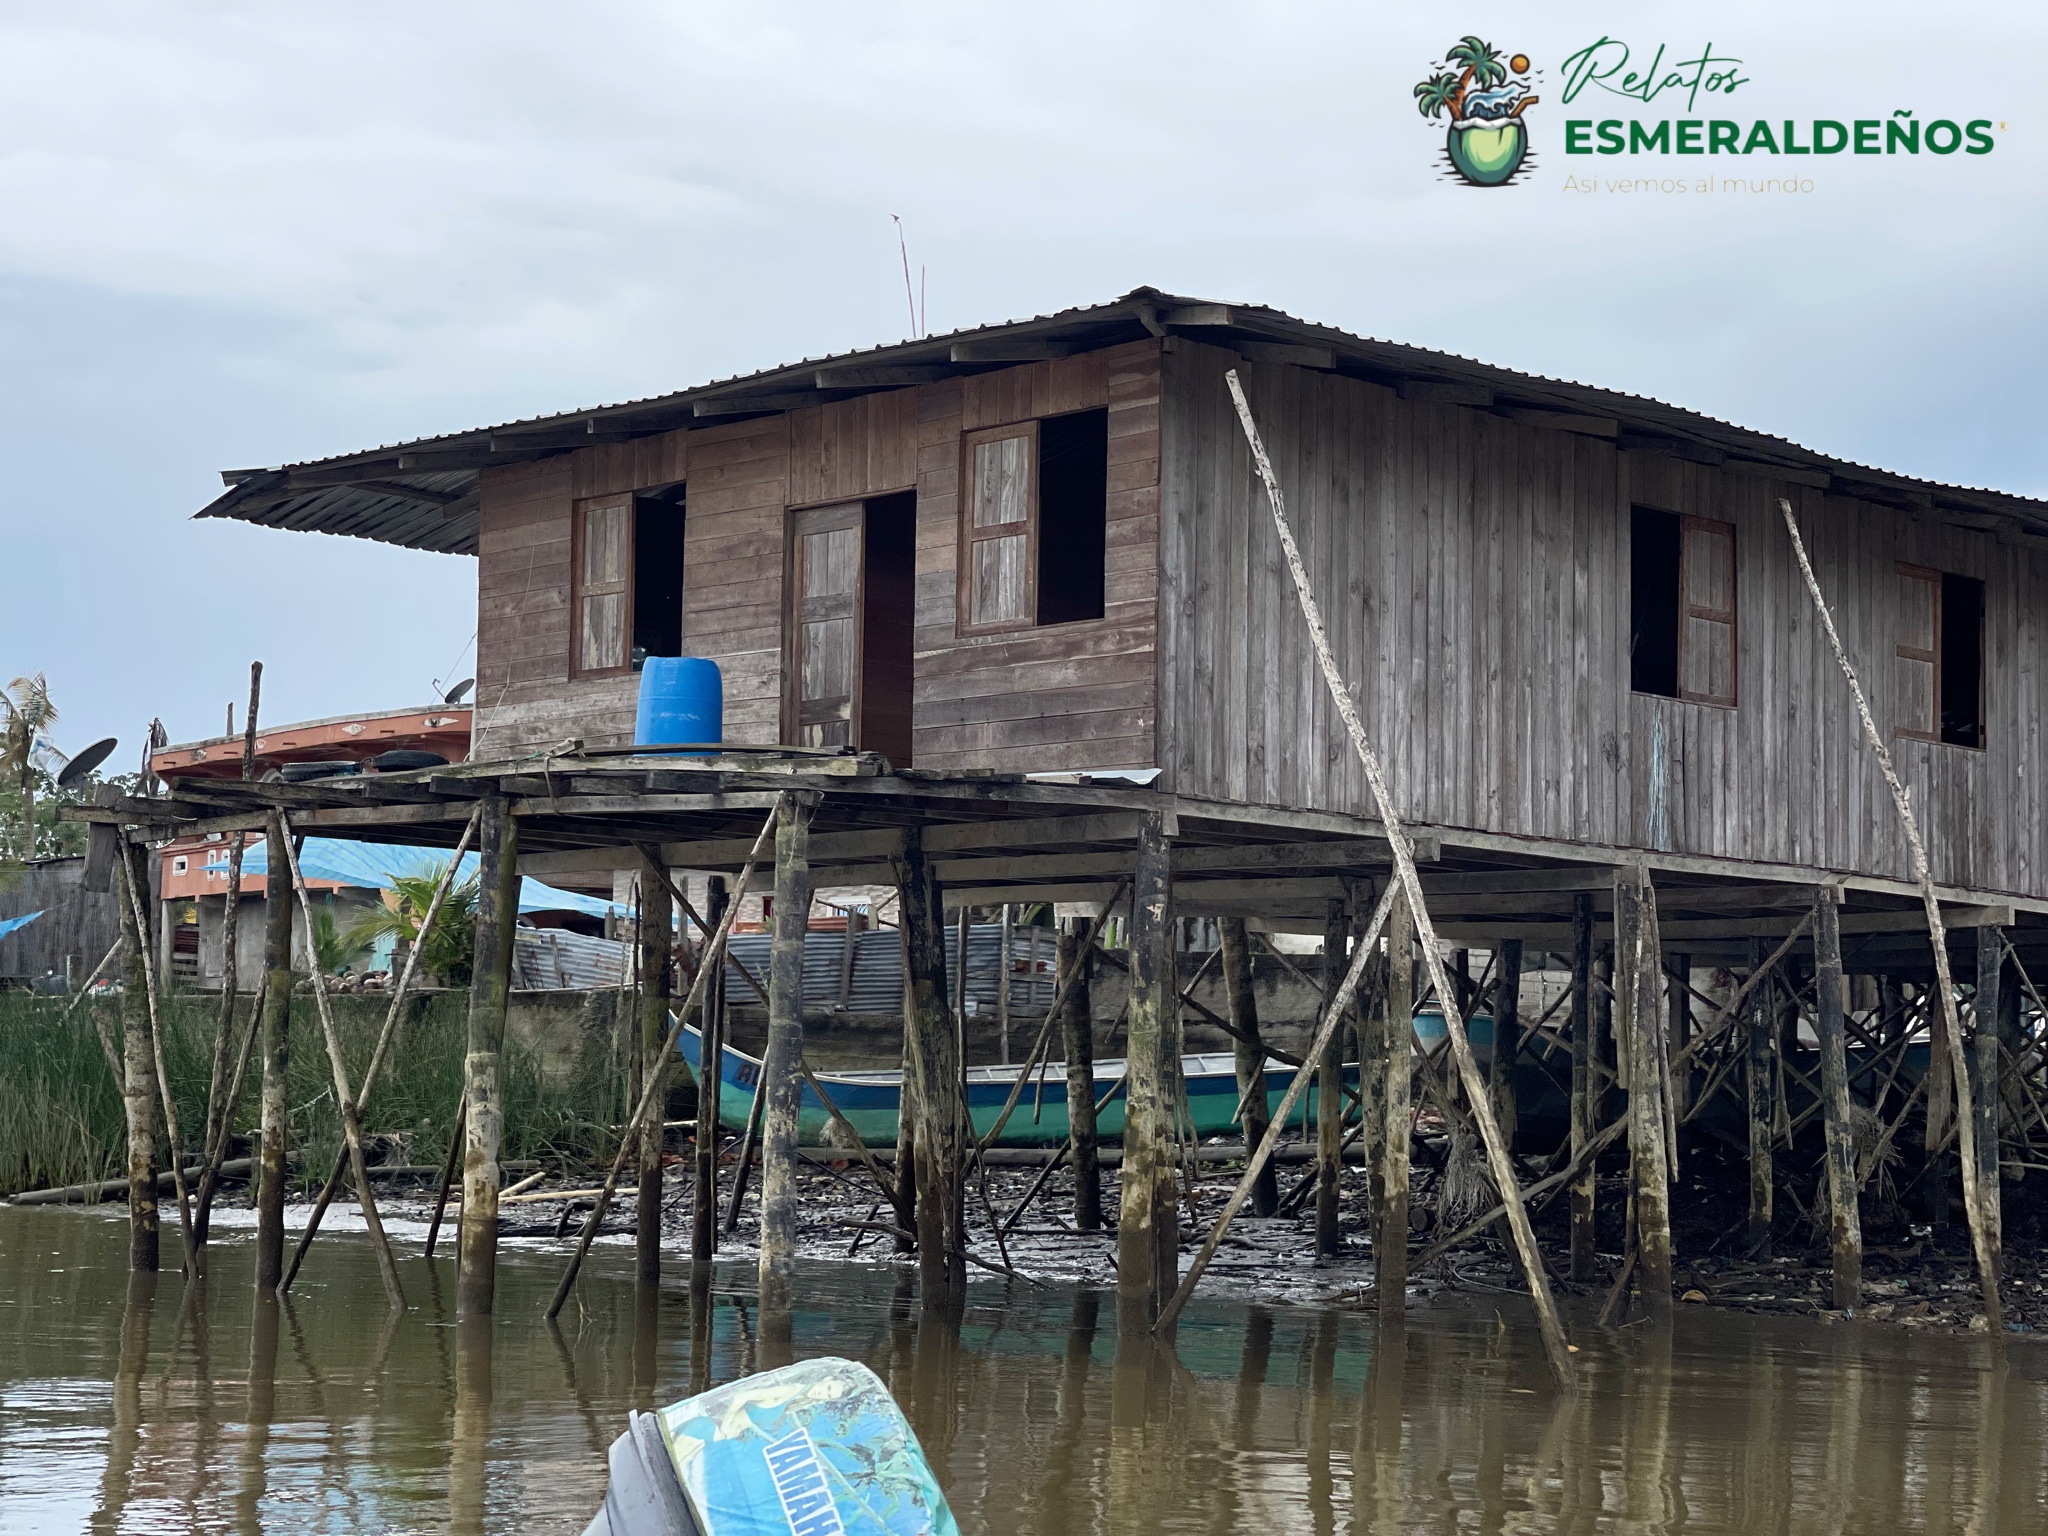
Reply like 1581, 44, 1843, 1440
0, 675, 55, 862
1445, 36, 1507, 105
344, 866, 480, 987
1414, 70, 1462, 121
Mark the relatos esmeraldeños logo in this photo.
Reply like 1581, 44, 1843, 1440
1556, 36, 1996, 159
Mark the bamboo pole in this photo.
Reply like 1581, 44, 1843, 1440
424, 1094, 465, 1258
1779, 497, 2002, 1340
1155, 879, 1397, 1333
280, 806, 481, 1291
548, 801, 780, 1319
1226, 370, 1572, 1386
119, 845, 195, 1268
723, 1078, 767, 1237
274, 814, 404, 1311
692, 877, 728, 1264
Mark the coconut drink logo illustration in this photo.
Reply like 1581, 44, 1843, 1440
1416, 38, 1540, 186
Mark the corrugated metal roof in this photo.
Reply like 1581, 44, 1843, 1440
194, 286, 2048, 556
721, 921, 1056, 1016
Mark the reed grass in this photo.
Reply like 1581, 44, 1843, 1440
0, 988, 628, 1198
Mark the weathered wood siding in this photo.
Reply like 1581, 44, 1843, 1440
474, 342, 1162, 774
1159, 338, 2045, 897
911, 341, 1161, 772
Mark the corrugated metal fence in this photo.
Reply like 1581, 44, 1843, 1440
512, 921, 1058, 1016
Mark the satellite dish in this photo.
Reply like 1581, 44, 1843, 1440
57, 737, 118, 789
442, 678, 475, 705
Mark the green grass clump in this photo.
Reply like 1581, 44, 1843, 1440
0, 987, 630, 1198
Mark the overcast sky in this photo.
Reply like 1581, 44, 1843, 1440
2, 1, 2040, 757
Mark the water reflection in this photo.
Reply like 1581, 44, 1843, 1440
1, 1206, 2044, 1534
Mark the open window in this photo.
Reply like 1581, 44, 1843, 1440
1630, 506, 1736, 707
1895, 564, 1985, 748
571, 485, 686, 676
957, 408, 1108, 634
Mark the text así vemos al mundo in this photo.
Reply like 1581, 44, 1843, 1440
1564, 113, 1993, 156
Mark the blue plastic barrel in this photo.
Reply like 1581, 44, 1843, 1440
635, 657, 723, 754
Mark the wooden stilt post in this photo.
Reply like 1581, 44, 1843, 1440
896, 825, 966, 1315
114, 843, 159, 1274
1218, 917, 1275, 1218
1227, 369, 1571, 1386
1618, 869, 1673, 1324
253, 817, 293, 1292
757, 792, 818, 1331
691, 877, 727, 1266
996, 904, 1014, 1065
1490, 936, 1523, 1270
1491, 938, 1523, 1148
195, 660, 262, 1248
119, 844, 195, 1267
1746, 935, 1775, 1259
548, 806, 778, 1320
1973, 928, 2004, 1278
1814, 887, 1863, 1309
1781, 497, 2002, 1342
1059, 916, 1104, 1230
1315, 899, 1347, 1258
636, 856, 673, 1287
1667, 950, 1692, 1127
1374, 886, 1412, 1319
1568, 892, 1597, 1282
458, 794, 518, 1319
1118, 811, 1177, 1332
890, 1036, 919, 1256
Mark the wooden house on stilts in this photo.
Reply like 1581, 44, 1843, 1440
106, 287, 2048, 1337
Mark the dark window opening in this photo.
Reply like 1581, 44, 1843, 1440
861, 492, 917, 768
1630, 506, 1681, 698
632, 483, 686, 665
1940, 571, 1985, 748
1036, 407, 1108, 625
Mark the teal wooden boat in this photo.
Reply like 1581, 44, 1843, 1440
675, 1023, 1353, 1149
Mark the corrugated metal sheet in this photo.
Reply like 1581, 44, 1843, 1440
194, 287, 2048, 557
720, 922, 1056, 1015
509, 921, 1058, 1012
514, 926, 630, 990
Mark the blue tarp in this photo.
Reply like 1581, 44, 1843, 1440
230, 838, 619, 918
0, 910, 43, 943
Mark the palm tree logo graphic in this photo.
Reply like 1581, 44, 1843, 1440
1416, 38, 1539, 186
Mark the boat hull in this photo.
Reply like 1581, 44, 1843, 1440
675, 1024, 1354, 1149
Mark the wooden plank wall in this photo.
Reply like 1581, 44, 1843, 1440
911, 341, 1161, 772
1159, 338, 2046, 899
474, 341, 1162, 775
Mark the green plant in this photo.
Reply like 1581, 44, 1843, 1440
0, 673, 55, 863
312, 904, 370, 977
343, 867, 480, 987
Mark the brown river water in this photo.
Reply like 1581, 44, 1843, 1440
2, 1205, 2044, 1534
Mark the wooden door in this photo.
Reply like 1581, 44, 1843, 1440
789, 503, 864, 748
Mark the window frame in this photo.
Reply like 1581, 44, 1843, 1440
955, 421, 1040, 637
1676, 512, 1738, 709
570, 495, 635, 678
1893, 561, 1941, 744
